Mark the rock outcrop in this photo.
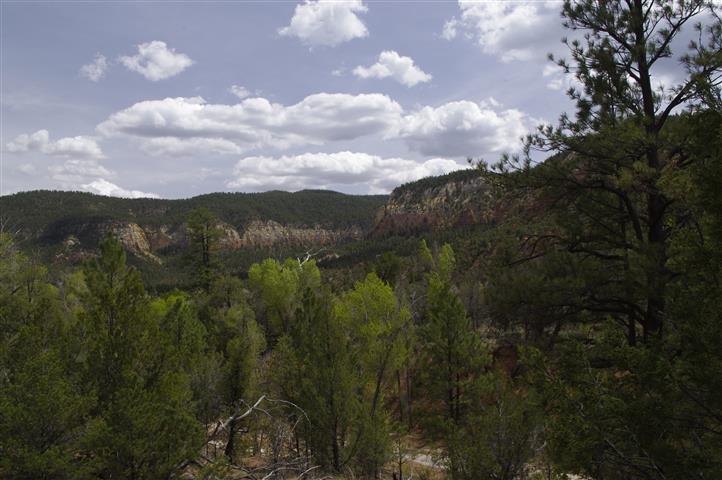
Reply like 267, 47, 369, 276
108, 223, 161, 263
371, 171, 501, 237
48, 218, 365, 263
239, 220, 362, 248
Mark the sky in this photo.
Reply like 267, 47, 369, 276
0, 0, 712, 198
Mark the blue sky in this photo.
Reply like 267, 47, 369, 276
1, 0, 709, 198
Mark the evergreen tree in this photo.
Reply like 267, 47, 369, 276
419, 269, 492, 478
0, 234, 90, 479
480, 1, 722, 475
76, 235, 203, 478
272, 288, 361, 472
186, 206, 222, 290
196, 275, 266, 460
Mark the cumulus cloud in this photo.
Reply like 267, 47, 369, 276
6, 129, 104, 159
96, 93, 403, 154
229, 85, 251, 100
79, 53, 109, 81
48, 159, 113, 184
119, 41, 194, 81
96, 92, 534, 160
81, 178, 159, 198
442, 1, 563, 62
226, 151, 465, 193
353, 51, 432, 87
398, 100, 532, 157
39, 155, 158, 199
279, 0, 368, 47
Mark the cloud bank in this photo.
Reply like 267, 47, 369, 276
227, 151, 465, 193
96, 93, 531, 159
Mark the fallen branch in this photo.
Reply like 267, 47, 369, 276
209, 395, 267, 441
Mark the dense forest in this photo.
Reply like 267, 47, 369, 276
1, 1, 721, 479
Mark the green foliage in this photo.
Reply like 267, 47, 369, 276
75, 235, 204, 477
521, 110, 722, 478
335, 273, 413, 476
186, 207, 222, 289
373, 251, 402, 286
479, 1, 722, 476
394, 168, 481, 201
1, 26, 720, 476
0, 189, 387, 237
446, 376, 539, 480
248, 257, 320, 339
0, 349, 91, 479
0, 234, 91, 479
272, 288, 361, 471
419, 273, 489, 433
195, 274, 266, 460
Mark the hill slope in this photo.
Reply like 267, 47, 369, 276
0, 190, 387, 285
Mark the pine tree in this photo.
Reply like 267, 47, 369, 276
491, 0, 721, 342
77, 235, 203, 478
272, 288, 361, 472
186, 207, 222, 290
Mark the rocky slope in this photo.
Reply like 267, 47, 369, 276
370, 169, 502, 237
49, 219, 365, 264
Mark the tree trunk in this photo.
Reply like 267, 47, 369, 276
224, 418, 236, 461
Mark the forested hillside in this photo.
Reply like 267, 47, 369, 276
0, 190, 387, 234
1, 1, 721, 480
0, 190, 387, 289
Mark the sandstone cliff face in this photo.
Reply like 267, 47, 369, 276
371, 174, 500, 237
55, 218, 364, 262
108, 223, 161, 263
239, 220, 362, 248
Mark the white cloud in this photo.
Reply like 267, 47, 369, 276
226, 151, 465, 193
443, 1, 563, 62
96, 91, 535, 160
81, 178, 159, 198
353, 51, 432, 87
279, 0, 368, 47
140, 137, 243, 157
96, 93, 402, 153
542, 63, 574, 91
441, 18, 459, 41
6, 129, 104, 159
79, 53, 109, 82
398, 100, 532, 157
229, 85, 251, 100
49, 159, 113, 184
119, 41, 194, 81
